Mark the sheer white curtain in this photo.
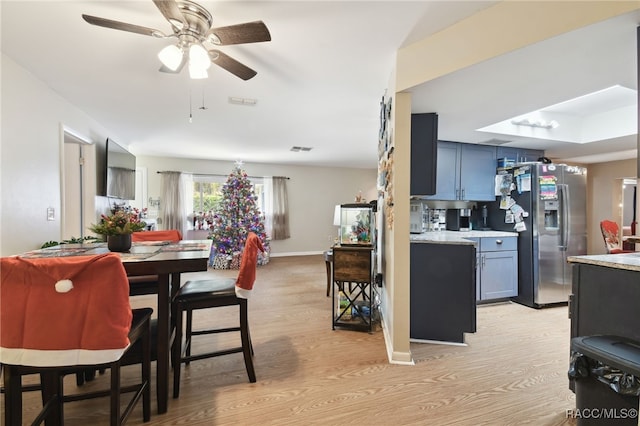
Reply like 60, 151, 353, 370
264, 176, 290, 240
160, 172, 192, 236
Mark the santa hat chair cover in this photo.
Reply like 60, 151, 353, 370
0, 254, 133, 367
234, 232, 265, 299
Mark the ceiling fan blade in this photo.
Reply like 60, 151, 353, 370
207, 21, 271, 45
82, 14, 167, 38
210, 50, 257, 80
152, 0, 185, 30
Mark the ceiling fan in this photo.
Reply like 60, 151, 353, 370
82, 0, 271, 80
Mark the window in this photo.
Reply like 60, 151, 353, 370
190, 175, 264, 230
193, 178, 224, 213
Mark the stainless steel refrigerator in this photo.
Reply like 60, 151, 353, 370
488, 162, 587, 308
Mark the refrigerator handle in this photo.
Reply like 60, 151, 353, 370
559, 184, 570, 251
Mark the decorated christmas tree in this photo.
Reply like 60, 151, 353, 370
208, 164, 270, 269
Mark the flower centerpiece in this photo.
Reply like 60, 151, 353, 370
90, 209, 146, 252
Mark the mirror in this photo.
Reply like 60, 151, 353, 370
621, 178, 637, 236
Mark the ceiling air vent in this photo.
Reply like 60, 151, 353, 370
290, 146, 312, 152
479, 138, 512, 146
228, 96, 257, 106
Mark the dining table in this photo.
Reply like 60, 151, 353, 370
18, 239, 213, 415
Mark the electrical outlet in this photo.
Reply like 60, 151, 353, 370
47, 207, 55, 221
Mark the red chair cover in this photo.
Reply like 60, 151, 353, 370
0, 254, 132, 367
235, 232, 265, 299
132, 229, 182, 242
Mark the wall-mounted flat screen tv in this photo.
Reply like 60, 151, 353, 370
105, 138, 136, 200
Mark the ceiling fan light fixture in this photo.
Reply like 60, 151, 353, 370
158, 44, 183, 71
189, 43, 211, 70
188, 63, 208, 79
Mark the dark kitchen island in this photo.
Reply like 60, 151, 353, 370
567, 252, 640, 344
410, 230, 517, 344
566, 253, 640, 418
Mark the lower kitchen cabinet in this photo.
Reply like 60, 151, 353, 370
472, 236, 518, 301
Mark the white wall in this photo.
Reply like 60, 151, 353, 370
1, 54, 113, 256
0, 54, 376, 257
136, 155, 377, 255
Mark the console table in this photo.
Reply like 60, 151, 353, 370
331, 245, 375, 332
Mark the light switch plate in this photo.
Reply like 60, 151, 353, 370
47, 207, 55, 221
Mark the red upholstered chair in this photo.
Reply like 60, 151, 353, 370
129, 229, 182, 296
599, 220, 634, 254
171, 232, 264, 398
131, 229, 182, 243
1, 254, 152, 425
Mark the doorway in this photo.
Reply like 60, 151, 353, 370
61, 127, 95, 240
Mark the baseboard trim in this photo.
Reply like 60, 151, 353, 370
381, 314, 414, 365
270, 251, 324, 257
409, 338, 468, 347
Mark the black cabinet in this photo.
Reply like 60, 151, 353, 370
568, 262, 640, 394
410, 113, 438, 196
410, 242, 476, 343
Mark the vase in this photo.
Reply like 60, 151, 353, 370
107, 234, 132, 252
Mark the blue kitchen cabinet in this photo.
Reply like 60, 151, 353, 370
496, 147, 544, 164
424, 141, 496, 201
424, 141, 459, 200
478, 236, 518, 300
460, 144, 498, 201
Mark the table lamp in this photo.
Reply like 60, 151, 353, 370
333, 205, 341, 243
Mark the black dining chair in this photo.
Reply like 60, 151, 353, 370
0, 253, 152, 426
171, 232, 264, 398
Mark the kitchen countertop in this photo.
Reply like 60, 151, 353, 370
410, 230, 519, 245
567, 253, 640, 272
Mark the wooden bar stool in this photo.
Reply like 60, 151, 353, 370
1, 254, 152, 426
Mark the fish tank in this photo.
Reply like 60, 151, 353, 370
338, 203, 375, 246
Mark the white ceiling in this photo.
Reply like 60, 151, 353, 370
410, 8, 640, 164
1, 1, 638, 168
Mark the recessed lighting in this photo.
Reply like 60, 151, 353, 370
511, 118, 559, 129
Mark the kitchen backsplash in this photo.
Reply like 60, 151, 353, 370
410, 199, 480, 232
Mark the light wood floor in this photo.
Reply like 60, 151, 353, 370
3, 255, 578, 425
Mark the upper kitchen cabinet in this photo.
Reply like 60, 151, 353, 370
410, 113, 438, 196
424, 141, 497, 201
496, 147, 544, 164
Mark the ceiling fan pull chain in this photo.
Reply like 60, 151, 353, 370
189, 88, 193, 123
200, 85, 208, 110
